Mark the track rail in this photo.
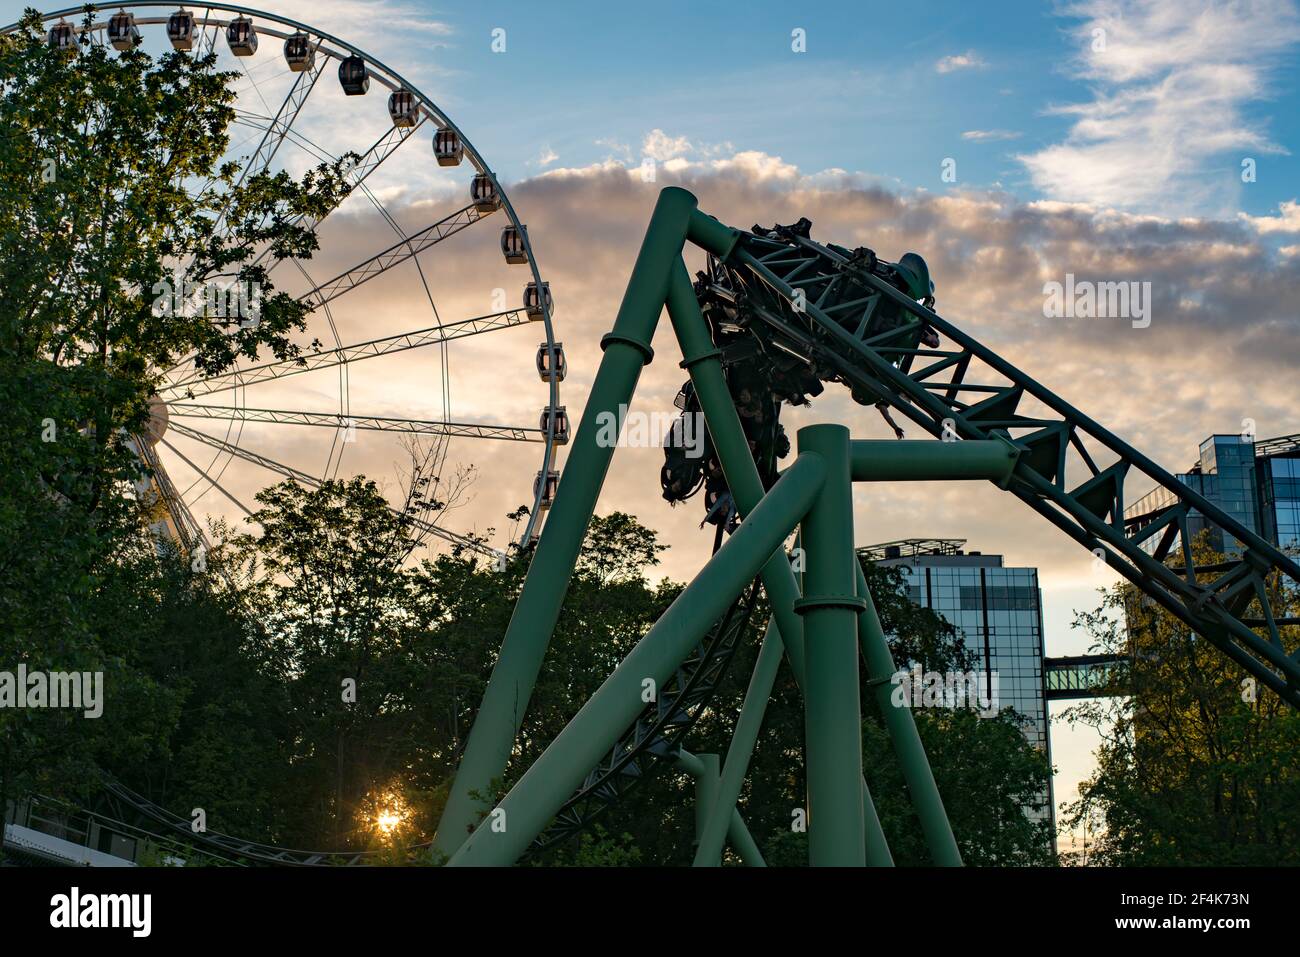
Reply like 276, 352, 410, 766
527, 581, 761, 856
718, 229, 1300, 705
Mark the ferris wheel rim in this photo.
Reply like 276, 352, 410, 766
5, 1, 561, 546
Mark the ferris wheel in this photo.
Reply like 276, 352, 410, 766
14, 2, 566, 555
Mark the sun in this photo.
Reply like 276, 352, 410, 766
362, 789, 411, 841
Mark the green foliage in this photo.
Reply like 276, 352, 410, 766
866, 708, 1055, 865
0, 19, 353, 858
1, 10, 352, 382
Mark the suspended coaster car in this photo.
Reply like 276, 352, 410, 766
662, 218, 940, 523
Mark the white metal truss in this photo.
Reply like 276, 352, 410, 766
162, 309, 529, 398
167, 404, 544, 442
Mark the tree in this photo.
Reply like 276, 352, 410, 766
1062, 535, 1300, 865
1, 11, 351, 379
0, 12, 352, 856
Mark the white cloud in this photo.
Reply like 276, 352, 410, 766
936, 51, 986, 73
1240, 199, 1300, 234
535, 147, 559, 167
962, 129, 1022, 142
171, 137, 1300, 607
259, 0, 453, 42
1019, 0, 1300, 214
641, 129, 693, 161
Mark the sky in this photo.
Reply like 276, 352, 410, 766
9, 0, 1300, 851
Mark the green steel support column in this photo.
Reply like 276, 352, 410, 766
854, 560, 964, 866
449, 453, 827, 866
798, 424, 866, 867
691, 752, 720, 846
691, 615, 893, 866
433, 187, 700, 856
692, 617, 783, 866
862, 783, 894, 867
849, 438, 1020, 485
726, 810, 766, 867
677, 751, 766, 866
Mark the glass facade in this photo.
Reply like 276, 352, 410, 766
1261, 456, 1300, 551
1127, 433, 1300, 558
881, 550, 1054, 838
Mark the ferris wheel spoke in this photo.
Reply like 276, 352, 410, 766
167, 404, 545, 442
250, 120, 427, 274
161, 308, 530, 398
168, 421, 488, 552
298, 202, 488, 311
158, 434, 257, 518
204, 53, 328, 255
9, 4, 557, 556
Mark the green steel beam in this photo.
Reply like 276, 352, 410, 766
850, 438, 1020, 486
692, 615, 894, 867
448, 452, 827, 866
690, 752, 720, 847
665, 259, 808, 680
725, 811, 766, 868
433, 187, 701, 856
692, 618, 783, 866
863, 780, 894, 867
797, 424, 867, 866
854, 561, 963, 866
676, 750, 766, 867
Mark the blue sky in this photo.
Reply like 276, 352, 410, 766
7, 1, 1297, 220
407, 0, 1300, 221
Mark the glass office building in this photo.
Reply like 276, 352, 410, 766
861, 539, 1054, 840
1126, 432, 1300, 557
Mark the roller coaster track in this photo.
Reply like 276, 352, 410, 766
718, 228, 1300, 706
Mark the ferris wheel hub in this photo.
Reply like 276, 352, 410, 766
143, 395, 170, 446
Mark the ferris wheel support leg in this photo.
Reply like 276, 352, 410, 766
448, 453, 827, 866
855, 561, 964, 866
434, 187, 708, 858
796, 425, 868, 866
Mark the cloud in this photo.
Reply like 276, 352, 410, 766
641, 129, 693, 162
1019, 0, 1300, 214
591, 138, 632, 165
256, 0, 454, 42
936, 51, 986, 73
534, 147, 559, 167
962, 129, 1022, 142
167, 142, 1300, 600
1240, 199, 1300, 234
